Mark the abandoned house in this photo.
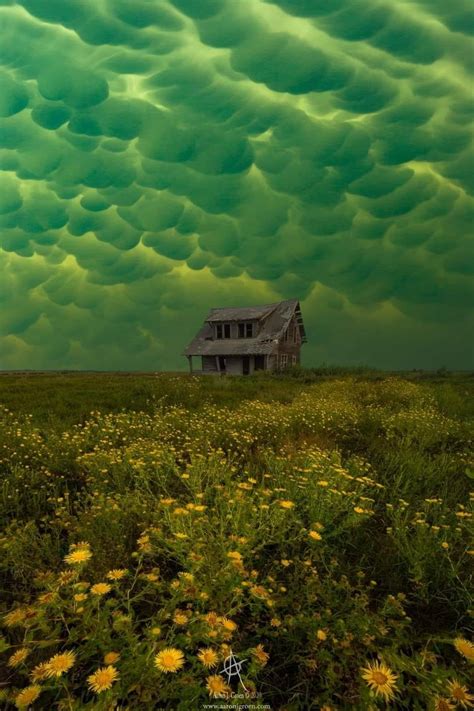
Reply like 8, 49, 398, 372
183, 299, 306, 375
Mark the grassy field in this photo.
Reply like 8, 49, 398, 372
0, 371, 473, 710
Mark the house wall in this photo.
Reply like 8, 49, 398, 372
270, 316, 301, 369
202, 356, 218, 372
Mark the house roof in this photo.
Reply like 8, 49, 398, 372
183, 299, 307, 357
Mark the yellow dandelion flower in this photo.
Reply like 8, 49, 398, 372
8, 648, 29, 667
220, 617, 237, 632
31, 662, 50, 682
197, 648, 219, 668
106, 569, 128, 581
354, 506, 366, 514
447, 680, 474, 708
454, 638, 474, 662
278, 500, 295, 509
74, 593, 88, 602
205, 612, 220, 628
44, 650, 76, 677
64, 548, 92, 565
316, 629, 327, 641
154, 648, 185, 673
173, 611, 189, 625
361, 660, 398, 701
151, 627, 161, 636
252, 644, 269, 666
3, 608, 28, 627
103, 651, 120, 665
206, 674, 231, 697
309, 530, 322, 541
91, 582, 112, 596
37, 592, 56, 605
15, 685, 41, 709
434, 698, 455, 711
87, 665, 119, 693
270, 617, 281, 627
227, 551, 243, 561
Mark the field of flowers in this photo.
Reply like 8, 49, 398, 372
0, 373, 473, 710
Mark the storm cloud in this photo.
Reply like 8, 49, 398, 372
0, 0, 473, 369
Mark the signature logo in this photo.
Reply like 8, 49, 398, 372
220, 651, 248, 691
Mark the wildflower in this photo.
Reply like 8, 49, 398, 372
433, 699, 455, 711
354, 506, 366, 514
454, 638, 474, 662
64, 548, 92, 565
44, 651, 76, 677
31, 662, 50, 682
441, 542, 449, 550
220, 617, 237, 632
151, 627, 161, 636
3, 608, 28, 627
74, 593, 88, 602
106, 569, 128, 581
309, 530, 322, 541
103, 652, 120, 665
205, 612, 220, 627
278, 500, 295, 509
155, 648, 185, 673
15, 685, 42, 709
270, 617, 281, 627
8, 648, 29, 667
173, 611, 189, 625
316, 629, 327, 641
252, 644, 269, 666
227, 551, 243, 562
361, 660, 398, 701
87, 665, 119, 693
91, 582, 112, 596
197, 648, 219, 668
447, 680, 474, 707
206, 674, 231, 697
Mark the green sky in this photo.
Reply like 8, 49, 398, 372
0, 0, 473, 370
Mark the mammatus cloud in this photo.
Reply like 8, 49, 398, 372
0, 0, 473, 369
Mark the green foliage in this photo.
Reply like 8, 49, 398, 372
0, 374, 473, 709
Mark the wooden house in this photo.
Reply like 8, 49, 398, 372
183, 299, 306, 375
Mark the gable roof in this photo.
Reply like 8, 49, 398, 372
183, 299, 306, 357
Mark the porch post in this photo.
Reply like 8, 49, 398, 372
187, 355, 193, 373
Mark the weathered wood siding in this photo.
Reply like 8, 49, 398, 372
202, 356, 218, 372
272, 316, 301, 368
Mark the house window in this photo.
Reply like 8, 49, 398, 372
216, 323, 231, 339
280, 353, 288, 368
292, 355, 297, 365
238, 322, 253, 338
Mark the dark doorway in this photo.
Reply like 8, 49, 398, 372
242, 356, 250, 375
254, 355, 265, 371
218, 356, 226, 373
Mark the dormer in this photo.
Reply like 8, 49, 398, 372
237, 321, 256, 338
